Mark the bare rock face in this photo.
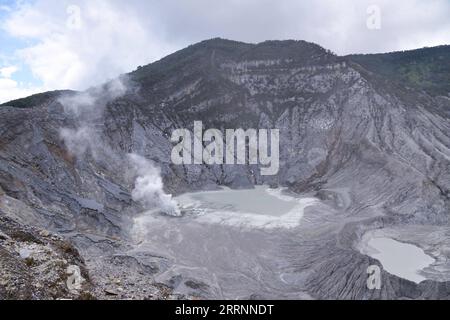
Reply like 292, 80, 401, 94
0, 38, 449, 299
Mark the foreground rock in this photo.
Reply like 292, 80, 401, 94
0, 212, 95, 299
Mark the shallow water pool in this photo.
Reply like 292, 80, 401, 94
361, 236, 435, 283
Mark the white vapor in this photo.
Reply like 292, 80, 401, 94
58, 77, 178, 216
127, 153, 181, 217
60, 126, 97, 159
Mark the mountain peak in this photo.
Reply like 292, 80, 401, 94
129, 38, 338, 87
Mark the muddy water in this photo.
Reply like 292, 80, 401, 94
130, 186, 317, 298
178, 186, 297, 216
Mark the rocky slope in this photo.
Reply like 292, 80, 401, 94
0, 38, 449, 299
0, 212, 94, 299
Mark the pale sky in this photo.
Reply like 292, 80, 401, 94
1, 0, 450, 103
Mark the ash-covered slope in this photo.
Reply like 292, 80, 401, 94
1, 38, 450, 299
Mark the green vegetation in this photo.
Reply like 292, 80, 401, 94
348, 45, 450, 96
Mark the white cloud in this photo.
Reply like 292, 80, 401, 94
1, 0, 450, 102
0, 64, 44, 103
2, 0, 177, 93
0, 78, 17, 89
0, 5, 11, 12
0, 65, 18, 78
0, 77, 44, 104
3, 3, 57, 37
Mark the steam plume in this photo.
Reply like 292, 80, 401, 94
58, 78, 180, 216
128, 153, 181, 216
